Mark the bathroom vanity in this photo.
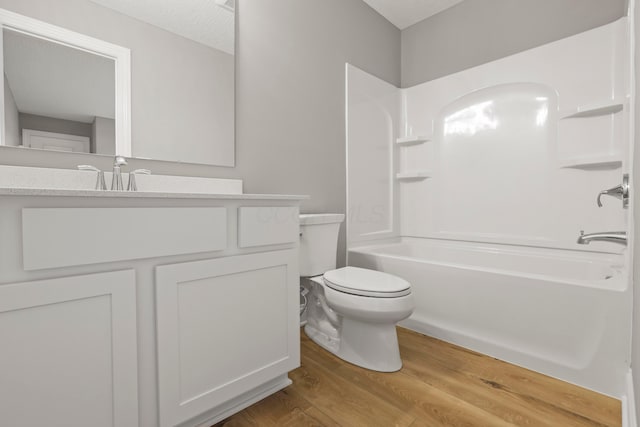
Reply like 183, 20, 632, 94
0, 185, 305, 427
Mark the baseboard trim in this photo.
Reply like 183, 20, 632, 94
183, 375, 292, 427
624, 370, 638, 427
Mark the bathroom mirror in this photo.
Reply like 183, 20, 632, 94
3, 29, 120, 155
0, 1, 235, 166
0, 8, 131, 156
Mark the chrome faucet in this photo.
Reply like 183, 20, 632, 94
597, 174, 629, 208
77, 164, 107, 190
127, 169, 151, 191
111, 156, 128, 191
577, 230, 627, 246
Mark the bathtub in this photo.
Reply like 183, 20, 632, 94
348, 237, 631, 397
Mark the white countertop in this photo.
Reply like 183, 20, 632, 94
0, 166, 307, 200
0, 187, 308, 200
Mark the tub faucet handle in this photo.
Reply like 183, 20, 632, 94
597, 174, 629, 208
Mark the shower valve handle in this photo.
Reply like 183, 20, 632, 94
597, 174, 629, 208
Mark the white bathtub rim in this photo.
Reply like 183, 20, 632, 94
349, 241, 626, 291
350, 248, 625, 291
402, 232, 625, 256
359, 252, 625, 291
351, 236, 624, 260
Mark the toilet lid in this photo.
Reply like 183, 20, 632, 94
323, 267, 411, 298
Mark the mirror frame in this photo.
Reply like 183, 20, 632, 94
0, 8, 131, 156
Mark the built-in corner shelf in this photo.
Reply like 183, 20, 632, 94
560, 99, 625, 119
396, 136, 431, 146
558, 153, 623, 170
396, 171, 431, 181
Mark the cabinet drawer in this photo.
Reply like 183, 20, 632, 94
22, 207, 227, 270
238, 206, 299, 248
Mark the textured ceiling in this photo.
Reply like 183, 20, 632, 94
90, 0, 234, 54
4, 30, 115, 123
362, 0, 465, 29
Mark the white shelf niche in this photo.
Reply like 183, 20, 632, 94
558, 153, 622, 170
396, 171, 431, 181
396, 135, 431, 146
560, 99, 625, 119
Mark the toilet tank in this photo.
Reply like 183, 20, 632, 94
299, 213, 345, 277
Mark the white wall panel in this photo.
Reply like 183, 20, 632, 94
346, 64, 400, 246
398, 18, 630, 253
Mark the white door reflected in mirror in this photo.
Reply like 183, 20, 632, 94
22, 130, 91, 153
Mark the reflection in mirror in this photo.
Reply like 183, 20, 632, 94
0, 0, 235, 167
3, 29, 116, 154
90, 0, 236, 166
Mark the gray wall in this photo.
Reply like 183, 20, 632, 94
234, 0, 400, 265
131, 46, 234, 166
20, 113, 92, 142
92, 116, 115, 155
401, 0, 627, 87
3, 74, 18, 146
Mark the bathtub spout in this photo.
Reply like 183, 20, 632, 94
577, 230, 627, 246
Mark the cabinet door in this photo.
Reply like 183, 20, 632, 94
156, 250, 299, 427
0, 270, 139, 427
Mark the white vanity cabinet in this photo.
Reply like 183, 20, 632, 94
156, 250, 299, 427
0, 191, 304, 427
0, 270, 139, 427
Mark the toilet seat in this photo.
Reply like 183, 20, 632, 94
323, 266, 411, 298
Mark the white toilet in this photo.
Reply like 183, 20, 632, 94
299, 213, 414, 372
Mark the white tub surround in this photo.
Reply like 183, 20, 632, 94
347, 18, 631, 252
346, 18, 633, 399
0, 189, 306, 427
346, 63, 400, 246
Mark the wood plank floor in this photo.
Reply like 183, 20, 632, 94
214, 327, 621, 427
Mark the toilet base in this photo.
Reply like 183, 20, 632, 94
305, 319, 403, 372
304, 323, 339, 354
